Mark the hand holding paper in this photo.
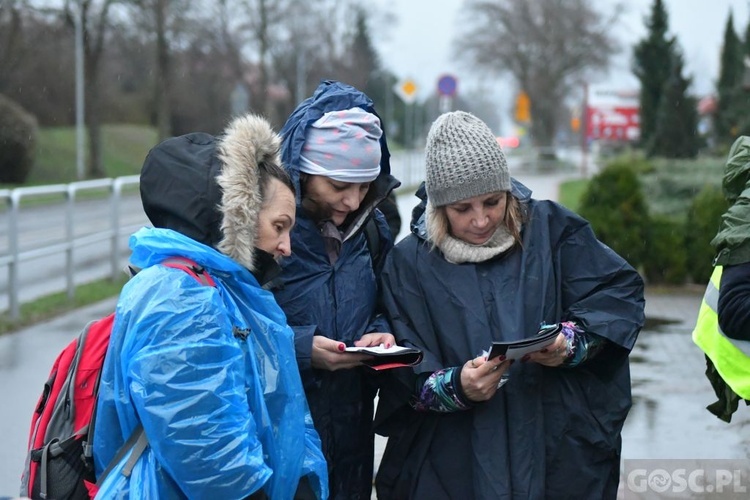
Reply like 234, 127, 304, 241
486, 324, 562, 361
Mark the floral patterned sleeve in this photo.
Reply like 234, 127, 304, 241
411, 367, 474, 412
559, 321, 606, 367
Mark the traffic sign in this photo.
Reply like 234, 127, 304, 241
394, 79, 418, 104
437, 74, 457, 97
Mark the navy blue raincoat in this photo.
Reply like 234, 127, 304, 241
274, 81, 400, 499
374, 181, 645, 500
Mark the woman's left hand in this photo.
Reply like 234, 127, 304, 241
354, 332, 397, 348
526, 333, 569, 367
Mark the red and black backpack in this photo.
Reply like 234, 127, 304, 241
20, 257, 215, 499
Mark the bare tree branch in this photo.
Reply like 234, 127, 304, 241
456, 0, 621, 149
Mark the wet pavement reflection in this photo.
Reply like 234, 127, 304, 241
0, 298, 118, 493
622, 293, 750, 462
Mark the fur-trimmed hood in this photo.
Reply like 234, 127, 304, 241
140, 114, 281, 270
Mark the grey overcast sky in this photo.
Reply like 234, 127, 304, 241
370, 0, 750, 101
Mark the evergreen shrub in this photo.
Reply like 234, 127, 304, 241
685, 185, 729, 284
643, 214, 687, 284
0, 94, 38, 184
578, 160, 650, 269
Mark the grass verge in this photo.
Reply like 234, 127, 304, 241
558, 178, 589, 212
31, 124, 157, 184
0, 276, 128, 336
1, 124, 157, 190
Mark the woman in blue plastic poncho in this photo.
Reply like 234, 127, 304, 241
92, 115, 328, 499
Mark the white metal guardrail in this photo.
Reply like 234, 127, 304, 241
0, 176, 143, 320
0, 148, 586, 323
0, 151, 429, 323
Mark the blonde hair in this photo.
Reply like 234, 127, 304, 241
427, 192, 526, 249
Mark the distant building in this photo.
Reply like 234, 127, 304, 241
585, 87, 640, 144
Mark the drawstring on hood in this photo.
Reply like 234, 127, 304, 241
140, 114, 282, 271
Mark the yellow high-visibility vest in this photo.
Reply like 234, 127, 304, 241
692, 266, 750, 399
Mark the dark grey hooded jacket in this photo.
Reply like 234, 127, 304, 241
375, 180, 645, 500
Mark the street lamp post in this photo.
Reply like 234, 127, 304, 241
74, 0, 85, 180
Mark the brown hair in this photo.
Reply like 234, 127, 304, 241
258, 160, 295, 202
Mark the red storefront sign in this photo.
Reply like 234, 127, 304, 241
586, 105, 640, 142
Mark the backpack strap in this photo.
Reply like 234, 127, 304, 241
39, 438, 58, 499
161, 256, 216, 287
95, 423, 146, 487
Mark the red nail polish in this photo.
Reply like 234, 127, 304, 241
338, 343, 345, 352
386, 343, 391, 348
521, 355, 530, 362
498, 355, 506, 362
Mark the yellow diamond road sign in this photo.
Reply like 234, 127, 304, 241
394, 79, 418, 104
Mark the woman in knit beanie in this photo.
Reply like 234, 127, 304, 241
374, 111, 645, 499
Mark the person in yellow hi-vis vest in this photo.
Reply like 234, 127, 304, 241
693, 135, 750, 422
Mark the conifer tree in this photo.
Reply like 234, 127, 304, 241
714, 12, 743, 145
737, 17, 750, 136
633, 0, 674, 147
649, 49, 699, 158
349, 8, 380, 92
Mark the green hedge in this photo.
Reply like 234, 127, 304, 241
685, 185, 728, 283
577, 154, 730, 285
643, 215, 687, 284
578, 160, 649, 269
639, 156, 724, 218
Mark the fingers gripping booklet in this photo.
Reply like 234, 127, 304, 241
344, 345, 423, 370
486, 323, 562, 361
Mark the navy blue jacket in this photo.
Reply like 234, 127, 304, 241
375, 181, 644, 500
274, 80, 400, 500
719, 262, 750, 340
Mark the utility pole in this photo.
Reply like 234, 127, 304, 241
580, 81, 588, 178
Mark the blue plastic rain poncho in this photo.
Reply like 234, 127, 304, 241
93, 115, 328, 499
94, 229, 327, 499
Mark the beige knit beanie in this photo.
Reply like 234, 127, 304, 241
424, 111, 510, 207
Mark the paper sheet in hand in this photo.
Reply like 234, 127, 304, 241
486, 324, 562, 361
345, 345, 423, 370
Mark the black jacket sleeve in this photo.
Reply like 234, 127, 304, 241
718, 262, 750, 341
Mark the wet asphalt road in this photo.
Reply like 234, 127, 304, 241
1, 171, 748, 495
